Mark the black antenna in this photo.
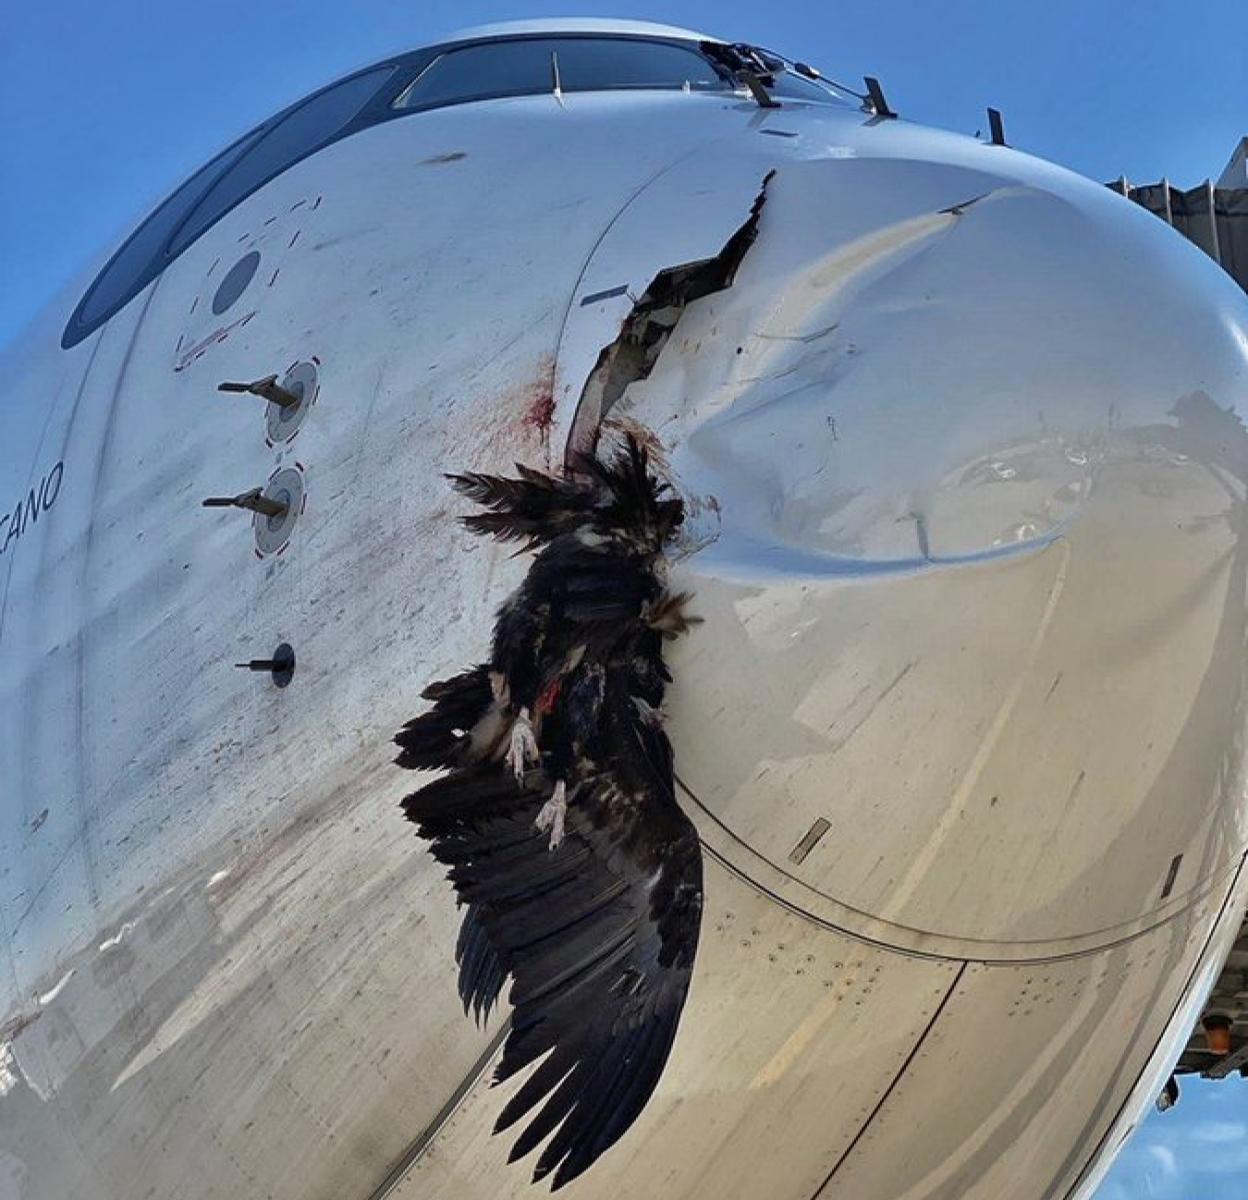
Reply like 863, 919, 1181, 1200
235, 643, 296, 688
987, 107, 1008, 147
863, 76, 896, 119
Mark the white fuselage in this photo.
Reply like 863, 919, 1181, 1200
3, 21, 1248, 1200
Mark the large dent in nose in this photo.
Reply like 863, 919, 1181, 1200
615, 157, 1241, 569
549, 146, 792, 459
614, 153, 1248, 954
619, 159, 1153, 566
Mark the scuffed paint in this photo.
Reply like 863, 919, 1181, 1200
0, 1043, 16, 1097
98, 922, 135, 953
37, 969, 75, 1007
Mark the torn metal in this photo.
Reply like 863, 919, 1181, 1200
565, 171, 775, 463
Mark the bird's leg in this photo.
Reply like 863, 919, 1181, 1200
506, 706, 540, 780
534, 780, 568, 850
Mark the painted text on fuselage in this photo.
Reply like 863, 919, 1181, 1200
0, 461, 65, 558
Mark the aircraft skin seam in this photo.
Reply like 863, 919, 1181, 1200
366, 1022, 512, 1200
805, 962, 970, 1199
1056, 854, 1248, 1200
682, 779, 1248, 967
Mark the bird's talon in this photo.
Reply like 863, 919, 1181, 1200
506, 708, 539, 780
535, 781, 568, 850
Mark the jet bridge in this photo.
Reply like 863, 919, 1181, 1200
1173, 918, 1248, 1081
1108, 136, 1248, 293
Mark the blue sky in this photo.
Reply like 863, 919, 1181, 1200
1, 0, 1244, 344
1100, 1076, 1248, 1199
2, 1, 1245, 1193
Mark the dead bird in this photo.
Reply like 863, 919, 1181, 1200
395, 435, 703, 1189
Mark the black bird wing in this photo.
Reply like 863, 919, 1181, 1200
401, 715, 703, 1190
449, 463, 599, 549
394, 665, 496, 770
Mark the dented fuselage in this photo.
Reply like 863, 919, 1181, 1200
3, 18, 1248, 1200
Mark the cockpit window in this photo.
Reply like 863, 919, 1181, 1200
766, 65, 854, 105
66, 126, 267, 340
169, 65, 396, 256
393, 37, 729, 111
61, 35, 853, 351
61, 63, 399, 348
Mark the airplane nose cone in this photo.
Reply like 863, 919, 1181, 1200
623, 150, 1248, 957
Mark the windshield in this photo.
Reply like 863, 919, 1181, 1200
760, 56, 856, 106
62, 34, 855, 349
393, 37, 731, 111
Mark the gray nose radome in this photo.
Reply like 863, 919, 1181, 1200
622, 154, 1248, 958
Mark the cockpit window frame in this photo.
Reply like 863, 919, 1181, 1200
391, 35, 736, 114
60, 56, 421, 349
60, 34, 847, 351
